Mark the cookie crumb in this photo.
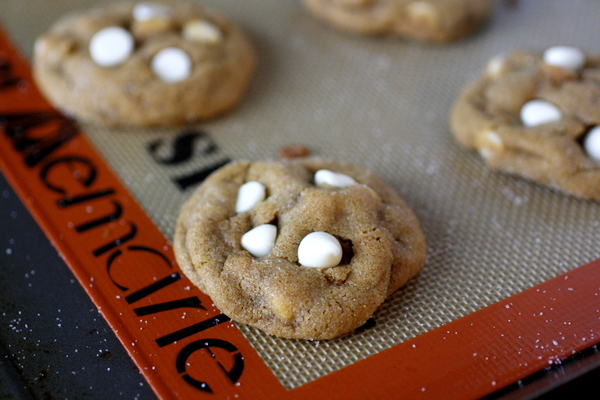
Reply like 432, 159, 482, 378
280, 144, 310, 159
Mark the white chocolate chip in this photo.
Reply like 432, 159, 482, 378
131, 2, 173, 39
270, 297, 294, 321
183, 20, 223, 44
133, 2, 172, 21
89, 26, 134, 67
583, 126, 600, 165
236, 181, 266, 213
298, 232, 343, 268
406, 1, 440, 26
151, 47, 192, 83
314, 169, 357, 188
477, 130, 504, 160
543, 46, 586, 72
482, 130, 503, 149
520, 99, 562, 127
486, 55, 507, 78
241, 224, 277, 258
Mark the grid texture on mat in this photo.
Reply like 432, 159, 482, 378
3, 0, 600, 390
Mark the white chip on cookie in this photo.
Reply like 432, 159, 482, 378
183, 20, 223, 44
543, 46, 586, 72
520, 99, 562, 127
241, 224, 277, 257
406, 1, 441, 27
133, 2, 172, 21
298, 231, 343, 268
476, 130, 504, 160
131, 2, 174, 39
89, 26, 134, 67
583, 126, 600, 165
151, 47, 192, 82
315, 169, 357, 188
236, 181, 266, 213
486, 55, 507, 78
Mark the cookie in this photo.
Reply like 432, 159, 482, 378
173, 158, 426, 340
33, 1, 256, 127
450, 46, 600, 200
302, 0, 496, 43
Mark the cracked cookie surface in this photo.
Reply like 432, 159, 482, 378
173, 158, 426, 340
450, 48, 600, 200
33, 1, 256, 127
302, 0, 496, 43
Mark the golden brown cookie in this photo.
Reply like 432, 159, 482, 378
33, 1, 256, 127
450, 47, 600, 200
173, 158, 426, 340
302, 0, 496, 43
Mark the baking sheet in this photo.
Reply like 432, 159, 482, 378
81, 0, 600, 388
1, 0, 600, 398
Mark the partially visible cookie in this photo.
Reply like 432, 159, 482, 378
173, 158, 426, 340
302, 0, 496, 43
33, 1, 256, 127
450, 46, 600, 200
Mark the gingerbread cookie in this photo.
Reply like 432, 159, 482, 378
302, 0, 496, 43
450, 46, 600, 200
33, 1, 256, 127
173, 158, 426, 340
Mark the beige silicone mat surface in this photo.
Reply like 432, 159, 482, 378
3, 0, 600, 390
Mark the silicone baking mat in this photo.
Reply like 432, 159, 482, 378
1, 0, 600, 399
